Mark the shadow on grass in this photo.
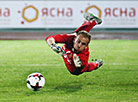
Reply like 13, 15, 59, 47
25, 82, 83, 96
25, 80, 94, 95
54, 83, 83, 93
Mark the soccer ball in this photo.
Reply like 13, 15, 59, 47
26, 72, 45, 91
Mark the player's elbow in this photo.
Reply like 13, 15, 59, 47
45, 36, 51, 41
45, 36, 55, 46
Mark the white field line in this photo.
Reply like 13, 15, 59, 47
0, 63, 63, 67
0, 63, 138, 66
105, 63, 138, 66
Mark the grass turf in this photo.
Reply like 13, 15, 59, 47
0, 40, 138, 102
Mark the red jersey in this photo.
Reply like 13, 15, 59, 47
46, 20, 97, 75
46, 33, 90, 75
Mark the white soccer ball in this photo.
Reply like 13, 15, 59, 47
26, 72, 45, 91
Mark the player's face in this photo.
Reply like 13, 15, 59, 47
74, 34, 89, 52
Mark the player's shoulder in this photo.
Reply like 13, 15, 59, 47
59, 32, 77, 39
65, 32, 77, 37
69, 32, 77, 36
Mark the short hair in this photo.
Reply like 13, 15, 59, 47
77, 30, 91, 44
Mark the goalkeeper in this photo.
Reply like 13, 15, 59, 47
46, 12, 103, 75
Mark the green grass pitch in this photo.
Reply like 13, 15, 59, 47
0, 40, 138, 102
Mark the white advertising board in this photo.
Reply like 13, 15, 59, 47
0, 1, 137, 28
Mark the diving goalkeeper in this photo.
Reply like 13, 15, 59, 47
46, 12, 103, 75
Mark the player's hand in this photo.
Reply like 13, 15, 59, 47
73, 53, 82, 68
50, 44, 65, 56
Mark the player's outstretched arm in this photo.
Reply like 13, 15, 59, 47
46, 37, 65, 56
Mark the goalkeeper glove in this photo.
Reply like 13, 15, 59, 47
73, 53, 82, 68
50, 43, 65, 56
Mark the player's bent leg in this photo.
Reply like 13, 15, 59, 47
84, 12, 102, 24
75, 20, 97, 33
86, 59, 103, 72
75, 12, 102, 33
86, 62, 98, 72
94, 59, 103, 70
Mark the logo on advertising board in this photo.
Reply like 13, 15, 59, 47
84, 5, 102, 18
18, 4, 73, 26
0, 1, 137, 28
83, 3, 137, 27
18, 5, 39, 24
103, 7, 136, 27
0, 7, 11, 25
40, 7, 73, 27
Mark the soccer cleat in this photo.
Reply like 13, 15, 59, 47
84, 12, 102, 24
94, 59, 103, 70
